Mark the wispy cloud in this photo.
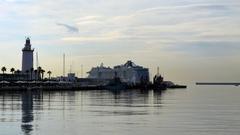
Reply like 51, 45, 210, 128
137, 4, 230, 13
52, 2, 240, 53
56, 23, 79, 33
62, 31, 121, 42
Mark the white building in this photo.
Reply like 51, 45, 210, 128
22, 38, 34, 72
87, 63, 114, 79
87, 61, 149, 84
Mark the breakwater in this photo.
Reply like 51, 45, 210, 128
0, 82, 187, 91
196, 82, 240, 86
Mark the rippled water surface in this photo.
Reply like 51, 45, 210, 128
0, 85, 240, 135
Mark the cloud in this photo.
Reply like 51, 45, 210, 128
0, 0, 32, 4
75, 15, 102, 22
137, 3, 230, 13
62, 31, 121, 42
56, 23, 79, 33
162, 41, 240, 57
62, 36, 113, 42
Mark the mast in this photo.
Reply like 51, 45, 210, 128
36, 51, 39, 69
63, 53, 65, 76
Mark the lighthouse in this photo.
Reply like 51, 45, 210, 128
22, 37, 34, 72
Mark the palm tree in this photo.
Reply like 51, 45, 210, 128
40, 69, 45, 80
10, 68, 15, 81
16, 70, 20, 74
1, 67, 6, 74
10, 68, 15, 74
30, 67, 34, 80
2, 67, 7, 80
37, 66, 42, 72
47, 71, 52, 80
15, 69, 21, 80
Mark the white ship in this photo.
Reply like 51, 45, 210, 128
87, 61, 149, 84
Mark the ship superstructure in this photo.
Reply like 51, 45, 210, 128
87, 61, 149, 84
87, 63, 114, 79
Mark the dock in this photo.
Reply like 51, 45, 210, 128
196, 82, 240, 86
0, 82, 187, 91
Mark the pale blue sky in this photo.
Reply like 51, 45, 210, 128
0, 0, 240, 83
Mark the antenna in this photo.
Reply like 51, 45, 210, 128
36, 51, 39, 68
63, 53, 65, 76
70, 64, 72, 73
157, 66, 160, 76
81, 64, 83, 78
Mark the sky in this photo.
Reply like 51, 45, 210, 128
0, 0, 240, 83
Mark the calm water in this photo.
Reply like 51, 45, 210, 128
0, 85, 240, 135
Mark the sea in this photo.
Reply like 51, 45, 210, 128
0, 84, 240, 135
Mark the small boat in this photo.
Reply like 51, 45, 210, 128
153, 74, 167, 90
153, 74, 187, 90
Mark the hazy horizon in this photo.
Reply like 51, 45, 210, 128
0, 0, 240, 83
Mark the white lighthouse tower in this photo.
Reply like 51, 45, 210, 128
22, 37, 34, 72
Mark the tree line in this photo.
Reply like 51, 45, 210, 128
1, 66, 52, 81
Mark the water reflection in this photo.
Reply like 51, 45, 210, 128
21, 90, 34, 135
0, 87, 240, 135
21, 90, 45, 135
109, 89, 165, 105
0, 89, 165, 135
83, 89, 165, 117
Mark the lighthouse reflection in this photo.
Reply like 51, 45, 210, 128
21, 90, 34, 135
21, 90, 43, 135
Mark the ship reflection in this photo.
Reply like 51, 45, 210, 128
106, 89, 165, 105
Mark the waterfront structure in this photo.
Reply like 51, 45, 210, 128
22, 38, 34, 73
87, 61, 149, 84
0, 73, 28, 81
56, 73, 77, 82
